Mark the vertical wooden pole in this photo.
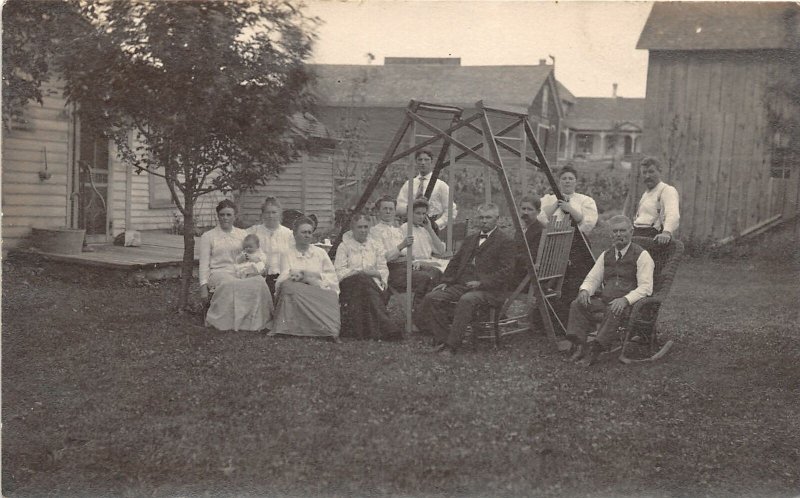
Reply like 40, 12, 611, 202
483, 130, 492, 204
406, 121, 416, 335
447, 130, 455, 254
520, 118, 527, 198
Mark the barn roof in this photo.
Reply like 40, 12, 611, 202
309, 63, 554, 108
563, 97, 644, 131
637, 2, 800, 51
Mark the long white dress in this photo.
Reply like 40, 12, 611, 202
268, 245, 340, 338
199, 226, 273, 331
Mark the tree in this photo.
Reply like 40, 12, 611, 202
2, 0, 89, 129
12, 0, 318, 308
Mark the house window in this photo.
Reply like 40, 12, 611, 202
770, 146, 796, 179
541, 85, 549, 119
576, 134, 594, 156
149, 174, 175, 208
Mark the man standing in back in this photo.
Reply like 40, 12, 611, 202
396, 149, 458, 234
633, 156, 680, 245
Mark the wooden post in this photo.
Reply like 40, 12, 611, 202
520, 118, 527, 198
447, 129, 455, 254
483, 131, 492, 204
406, 122, 416, 336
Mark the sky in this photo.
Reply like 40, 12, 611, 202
305, 1, 654, 99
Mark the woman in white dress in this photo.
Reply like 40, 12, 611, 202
269, 217, 340, 338
246, 196, 295, 296
537, 165, 598, 234
335, 213, 401, 340
199, 200, 273, 331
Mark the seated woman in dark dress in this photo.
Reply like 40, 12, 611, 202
334, 213, 402, 340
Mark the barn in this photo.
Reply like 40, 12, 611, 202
1, 84, 334, 251
635, 2, 800, 244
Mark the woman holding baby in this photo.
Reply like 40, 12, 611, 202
198, 199, 274, 331
268, 217, 341, 339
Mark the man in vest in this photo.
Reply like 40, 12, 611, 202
420, 203, 514, 355
565, 215, 654, 365
396, 149, 458, 234
633, 156, 680, 245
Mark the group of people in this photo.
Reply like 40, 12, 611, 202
197, 151, 680, 365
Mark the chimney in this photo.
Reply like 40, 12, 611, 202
613, 83, 618, 98
538, 59, 547, 66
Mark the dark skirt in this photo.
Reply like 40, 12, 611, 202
339, 273, 402, 341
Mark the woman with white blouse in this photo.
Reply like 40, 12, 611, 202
269, 217, 340, 338
537, 165, 598, 234
199, 200, 273, 331
246, 196, 295, 296
335, 213, 401, 340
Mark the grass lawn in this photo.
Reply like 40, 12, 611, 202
2, 247, 799, 497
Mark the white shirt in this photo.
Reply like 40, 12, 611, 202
334, 234, 389, 289
369, 221, 406, 261
634, 181, 680, 234
276, 245, 339, 294
198, 226, 247, 287
246, 224, 295, 275
399, 223, 445, 260
537, 192, 598, 234
579, 242, 655, 305
477, 226, 497, 246
396, 174, 458, 229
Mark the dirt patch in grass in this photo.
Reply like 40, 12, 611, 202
2, 254, 799, 497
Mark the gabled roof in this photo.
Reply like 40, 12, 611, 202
563, 97, 644, 131
637, 2, 800, 51
309, 63, 554, 108
556, 81, 576, 105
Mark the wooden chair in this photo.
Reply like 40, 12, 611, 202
617, 236, 684, 363
471, 217, 574, 347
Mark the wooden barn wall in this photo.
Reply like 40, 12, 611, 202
1, 87, 72, 250
238, 153, 335, 231
640, 50, 799, 243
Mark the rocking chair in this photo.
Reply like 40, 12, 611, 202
617, 236, 684, 363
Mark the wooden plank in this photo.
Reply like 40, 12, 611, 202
3, 137, 69, 153
713, 112, 737, 240
2, 205, 67, 218
1, 183, 68, 196
696, 61, 724, 241
3, 147, 69, 164
2, 193, 70, 207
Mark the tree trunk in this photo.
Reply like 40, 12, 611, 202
179, 196, 195, 310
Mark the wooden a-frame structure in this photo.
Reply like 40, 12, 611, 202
350, 99, 595, 344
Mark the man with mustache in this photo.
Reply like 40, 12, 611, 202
565, 215, 654, 365
633, 156, 680, 245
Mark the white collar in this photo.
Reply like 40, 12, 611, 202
614, 242, 632, 258
480, 227, 498, 237
418, 173, 430, 180
647, 181, 665, 193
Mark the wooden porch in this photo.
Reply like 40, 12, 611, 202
14, 232, 199, 281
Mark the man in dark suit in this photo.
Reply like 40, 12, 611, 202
419, 203, 515, 354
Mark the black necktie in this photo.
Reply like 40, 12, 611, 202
616, 250, 622, 261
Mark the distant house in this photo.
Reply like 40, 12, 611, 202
636, 2, 800, 243
1, 84, 335, 251
309, 57, 565, 202
559, 92, 645, 162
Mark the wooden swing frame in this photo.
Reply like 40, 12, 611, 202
348, 99, 595, 343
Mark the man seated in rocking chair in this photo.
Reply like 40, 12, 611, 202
566, 215, 654, 366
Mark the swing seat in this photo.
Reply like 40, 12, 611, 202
470, 217, 574, 348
